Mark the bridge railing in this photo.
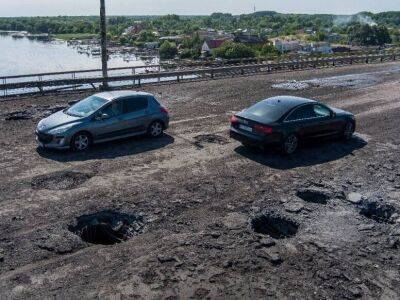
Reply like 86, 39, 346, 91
0, 53, 398, 98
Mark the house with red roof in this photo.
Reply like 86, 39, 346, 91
201, 39, 230, 55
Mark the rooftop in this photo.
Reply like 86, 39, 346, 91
96, 90, 153, 101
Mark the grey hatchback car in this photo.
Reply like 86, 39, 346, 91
36, 91, 169, 151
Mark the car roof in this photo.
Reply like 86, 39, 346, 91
95, 90, 154, 101
238, 96, 318, 124
261, 96, 317, 109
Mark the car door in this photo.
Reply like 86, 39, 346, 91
285, 104, 321, 139
313, 104, 342, 136
119, 96, 149, 135
90, 100, 124, 141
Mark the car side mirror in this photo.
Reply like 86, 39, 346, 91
95, 113, 109, 121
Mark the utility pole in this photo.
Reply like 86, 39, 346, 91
100, 0, 109, 90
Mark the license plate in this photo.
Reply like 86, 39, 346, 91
239, 124, 252, 132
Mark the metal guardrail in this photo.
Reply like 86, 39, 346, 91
0, 53, 398, 97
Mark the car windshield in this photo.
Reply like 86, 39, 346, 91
66, 96, 108, 117
246, 101, 288, 122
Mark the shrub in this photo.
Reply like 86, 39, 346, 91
159, 41, 178, 59
260, 43, 278, 56
213, 41, 255, 59
179, 48, 201, 59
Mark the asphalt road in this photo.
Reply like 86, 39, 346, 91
0, 61, 400, 299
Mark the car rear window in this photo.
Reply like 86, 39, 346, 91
246, 101, 288, 122
122, 97, 148, 114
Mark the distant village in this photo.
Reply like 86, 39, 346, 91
111, 21, 397, 60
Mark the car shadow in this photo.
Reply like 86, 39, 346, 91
234, 135, 368, 170
37, 134, 175, 162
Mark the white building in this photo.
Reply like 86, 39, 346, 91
273, 39, 300, 53
311, 42, 333, 54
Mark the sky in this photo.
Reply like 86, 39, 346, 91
0, 0, 398, 17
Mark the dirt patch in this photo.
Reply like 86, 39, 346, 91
4, 111, 33, 121
2, 106, 67, 121
194, 134, 228, 148
250, 212, 299, 239
296, 187, 332, 204
360, 200, 397, 223
68, 210, 146, 245
31, 170, 94, 190
272, 72, 380, 91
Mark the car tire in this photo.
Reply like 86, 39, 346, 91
71, 132, 91, 151
282, 134, 299, 155
148, 121, 164, 138
343, 122, 355, 141
241, 141, 253, 148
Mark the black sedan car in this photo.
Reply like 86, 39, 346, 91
230, 96, 356, 154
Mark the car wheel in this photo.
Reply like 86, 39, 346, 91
71, 132, 91, 151
148, 121, 164, 138
343, 122, 354, 141
282, 134, 299, 155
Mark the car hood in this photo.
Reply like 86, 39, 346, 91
331, 107, 353, 117
37, 110, 83, 132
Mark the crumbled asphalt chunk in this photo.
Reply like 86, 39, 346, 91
347, 286, 363, 298
194, 288, 210, 298
347, 192, 363, 204
284, 201, 304, 213
251, 212, 299, 239
68, 210, 146, 245
359, 200, 396, 223
158, 255, 178, 263
296, 187, 332, 204
35, 229, 86, 254
358, 224, 375, 231
31, 170, 94, 190
256, 248, 283, 265
256, 237, 276, 248
0, 248, 5, 262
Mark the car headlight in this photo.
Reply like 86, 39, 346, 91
48, 124, 76, 136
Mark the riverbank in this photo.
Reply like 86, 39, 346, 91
53, 33, 97, 41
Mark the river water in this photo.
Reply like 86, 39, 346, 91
0, 34, 158, 77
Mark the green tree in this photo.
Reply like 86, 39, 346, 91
213, 41, 256, 59
137, 30, 156, 42
159, 41, 178, 59
260, 43, 278, 56
347, 23, 391, 45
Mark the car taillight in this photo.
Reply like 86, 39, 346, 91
254, 124, 273, 134
160, 107, 169, 114
230, 115, 239, 124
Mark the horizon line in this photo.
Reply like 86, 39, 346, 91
1, 10, 399, 18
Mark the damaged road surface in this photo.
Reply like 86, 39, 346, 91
0, 62, 400, 298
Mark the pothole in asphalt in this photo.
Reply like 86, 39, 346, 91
68, 210, 146, 245
3, 106, 68, 121
296, 187, 331, 204
193, 134, 228, 148
250, 212, 299, 239
360, 201, 396, 223
31, 170, 94, 190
